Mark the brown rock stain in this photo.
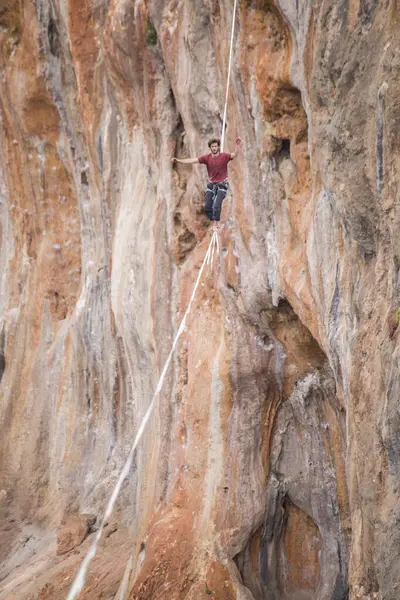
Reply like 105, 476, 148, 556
260, 389, 282, 477
68, 0, 100, 140
129, 506, 195, 600
324, 400, 351, 542
239, 0, 320, 341
0, 3, 81, 337
279, 500, 322, 597
0, 0, 23, 59
203, 561, 237, 600
348, 0, 361, 32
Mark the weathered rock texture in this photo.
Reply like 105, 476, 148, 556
0, 0, 400, 598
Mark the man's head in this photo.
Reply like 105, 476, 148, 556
208, 138, 221, 155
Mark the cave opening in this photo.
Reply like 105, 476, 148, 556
48, 16, 61, 57
278, 138, 291, 159
0, 333, 5, 385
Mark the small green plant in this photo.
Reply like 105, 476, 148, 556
145, 20, 157, 46
205, 587, 212, 596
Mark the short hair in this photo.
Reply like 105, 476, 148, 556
208, 137, 221, 148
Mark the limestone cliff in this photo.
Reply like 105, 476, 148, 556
0, 0, 399, 599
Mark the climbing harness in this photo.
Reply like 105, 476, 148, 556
67, 1, 238, 596
206, 180, 229, 194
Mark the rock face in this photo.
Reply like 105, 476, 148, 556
0, 0, 400, 599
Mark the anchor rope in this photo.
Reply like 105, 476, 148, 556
67, 232, 218, 600
221, 0, 239, 152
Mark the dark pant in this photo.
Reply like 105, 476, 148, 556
204, 181, 229, 221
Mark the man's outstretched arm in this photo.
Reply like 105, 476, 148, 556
171, 157, 199, 165
230, 136, 242, 160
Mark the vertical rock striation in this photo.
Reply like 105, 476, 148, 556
0, 0, 400, 599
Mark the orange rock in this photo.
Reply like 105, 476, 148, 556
56, 514, 96, 555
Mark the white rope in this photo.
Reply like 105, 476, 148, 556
220, 0, 239, 152
215, 229, 220, 255
210, 235, 216, 267
67, 232, 217, 600
208, 230, 216, 267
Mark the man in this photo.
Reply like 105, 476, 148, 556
172, 136, 242, 229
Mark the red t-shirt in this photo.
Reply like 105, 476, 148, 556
198, 152, 232, 183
